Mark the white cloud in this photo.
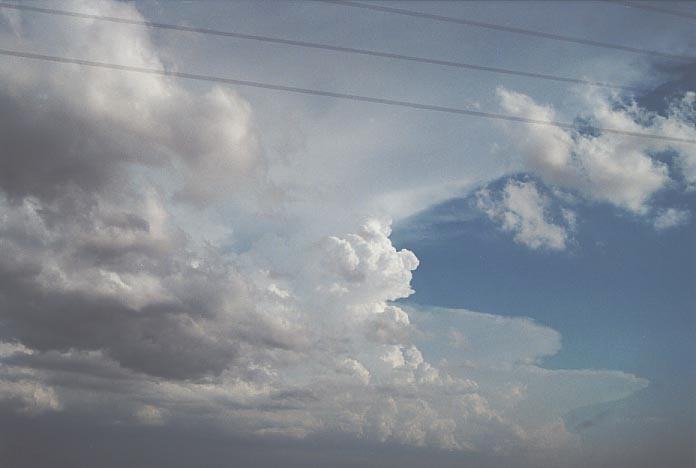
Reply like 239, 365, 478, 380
477, 180, 574, 250
338, 358, 371, 385
0, 379, 61, 415
496, 87, 680, 215
134, 404, 165, 426
653, 208, 690, 230
487, 87, 695, 247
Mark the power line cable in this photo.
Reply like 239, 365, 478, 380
0, 1, 641, 92
318, 0, 695, 62
1, 48, 693, 145
610, 1, 696, 21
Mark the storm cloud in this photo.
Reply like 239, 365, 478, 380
0, 1, 687, 467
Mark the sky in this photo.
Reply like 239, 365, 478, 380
0, 1, 694, 467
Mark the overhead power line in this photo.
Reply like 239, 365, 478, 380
610, 1, 696, 21
1, 48, 694, 145
319, 0, 695, 62
0, 2, 640, 92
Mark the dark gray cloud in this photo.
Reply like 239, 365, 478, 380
0, 258, 238, 379
0, 0, 275, 382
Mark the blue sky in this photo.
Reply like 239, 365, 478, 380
395, 178, 695, 375
0, 1, 694, 467
394, 174, 695, 464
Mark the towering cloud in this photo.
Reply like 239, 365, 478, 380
0, 1, 652, 465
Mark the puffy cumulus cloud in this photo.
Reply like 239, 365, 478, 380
0, 1, 649, 464
313, 219, 419, 306
0, 194, 646, 456
338, 358, 371, 385
496, 87, 696, 215
653, 207, 690, 230
476, 179, 575, 251
0, 235, 648, 456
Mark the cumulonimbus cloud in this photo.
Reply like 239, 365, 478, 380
0, 0, 650, 461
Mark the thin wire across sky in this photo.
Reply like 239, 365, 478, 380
1, 48, 694, 145
320, 0, 695, 61
0, 2, 644, 92
0, 1, 692, 144
610, 0, 696, 21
